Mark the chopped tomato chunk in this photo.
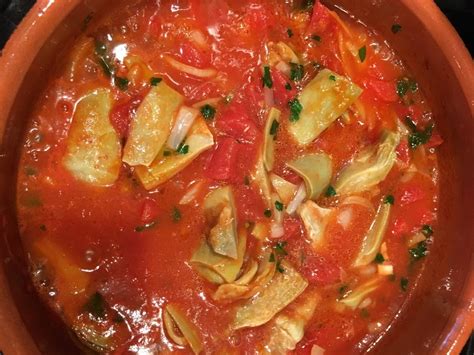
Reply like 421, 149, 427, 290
216, 105, 259, 143
140, 198, 159, 223
110, 96, 143, 138
272, 70, 297, 106
365, 79, 398, 103
205, 137, 239, 182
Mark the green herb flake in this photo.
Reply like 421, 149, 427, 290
269, 252, 276, 262
302, 0, 314, 10
163, 150, 172, 157
135, 221, 157, 232
276, 260, 285, 273
113, 314, 125, 323
329, 74, 336, 81
396, 78, 418, 97
358, 45, 367, 63
400, 277, 409, 292
262, 66, 273, 88
25, 166, 37, 176
39, 224, 47, 232
274, 241, 288, 255
384, 195, 395, 205
150, 77, 162, 86
288, 98, 303, 122
82, 13, 93, 30
360, 308, 370, 319
114, 77, 129, 91
172, 207, 182, 222
312, 61, 323, 70
409, 241, 428, 260
95, 41, 107, 56
421, 224, 433, 237
275, 200, 284, 211
325, 185, 336, 197
84, 292, 107, 319
23, 195, 43, 208
409, 124, 433, 149
94, 41, 115, 77
338, 284, 349, 296
200, 104, 216, 120
285, 82, 292, 91
290, 63, 304, 82
177, 142, 189, 155
264, 209, 272, 218
311, 34, 322, 42
374, 253, 385, 264
287, 28, 294, 38
391, 23, 402, 34
270, 120, 280, 136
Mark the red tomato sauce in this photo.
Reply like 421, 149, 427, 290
16, 1, 440, 353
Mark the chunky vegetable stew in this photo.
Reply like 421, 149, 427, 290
17, 0, 442, 353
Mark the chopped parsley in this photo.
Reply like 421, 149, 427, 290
405, 116, 434, 149
396, 77, 418, 97
95, 40, 115, 77
269, 252, 276, 262
302, 0, 315, 10
177, 142, 189, 154
358, 45, 367, 63
287, 28, 294, 38
290, 63, 304, 82
338, 284, 349, 297
24, 166, 37, 176
163, 150, 172, 157
374, 253, 385, 264
311, 34, 322, 42
114, 77, 129, 91
200, 104, 216, 120
421, 224, 433, 237
329, 74, 336, 81
409, 241, 428, 260
275, 200, 284, 211
270, 120, 280, 136
276, 261, 285, 273
384, 195, 395, 205
270, 242, 288, 273
400, 277, 409, 291
274, 241, 288, 256
262, 66, 273, 88
285, 82, 292, 91
82, 13, 93, 30
135, 221, 157, 232
150, 77, 162, 86
264, 209, 272, 218
288, 98, 303, 122
325, 185, 336, 197
360, 308, 370, 318
391, 23, 402, 34
172, 207, 182, 222
84, 292, 107, 319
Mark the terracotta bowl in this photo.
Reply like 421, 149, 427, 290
0, 1, 472, 354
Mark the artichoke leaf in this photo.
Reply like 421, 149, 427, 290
232, 261, 308, 330
135, 117, 214, 190
204, 186, 238, 259
251, 146, 273, 208
353, 201, 392, 267
289, 69, 362, 145
164, 304, 203, 354
262, 291, 320, 353
334, 131, 400, 195
123, 82, 184, 166
190, 230, 246, 284
270, 173, 298, 205
287, 153, 333, 200
263, 108, 282, 171
298, 200, 333, 248
63, 89, 121, 186
268, 42, 300, 66
339, 278, 381, 309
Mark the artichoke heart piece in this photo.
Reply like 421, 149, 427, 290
339, 278, 381, 309
232, 261, 308, 330
190, 230, 246, 284
164, 304, 203, 355
353, 201, 392, 267
63, 89, 121, 186
287, 153, 333, 200
334, 131, 400, 195
298, 200, 333, 249
251, 146, 273, 208
262, 291, 320, 353
270, 173, 298, 205
263, 108, 282, 171
135, 117, 214, 190
289, 69, 362, 146
123, 82, 184, 166
204, 186, 238, 259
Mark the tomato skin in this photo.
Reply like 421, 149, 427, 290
205, 137, 239, 182
140, 198, 159, 224
110, 96, 143, 138
272, 70, 296, 106
178, 41, 209, 68
216, 105, 259, 144
427, 132, 443, 148
365, 79, 398, 103
309, 1, 332, 33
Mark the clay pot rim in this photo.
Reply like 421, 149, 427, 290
0, 0, 472, 354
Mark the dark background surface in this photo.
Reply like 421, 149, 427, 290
0, 0, 473, 354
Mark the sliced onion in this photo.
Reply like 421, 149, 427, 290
167, 106, 199, 150
341, 196, 375, 214
165, 55, 217, 78
275, 61, 291, 76
179, 180, 205, 205
337, 207, 353, 230
263, 86, 274, 108
270, 223, 285, 239
377, 264, 394, 276
311, 344, 326, 355
188, 29, 208, 49
286, 183, 306, 215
